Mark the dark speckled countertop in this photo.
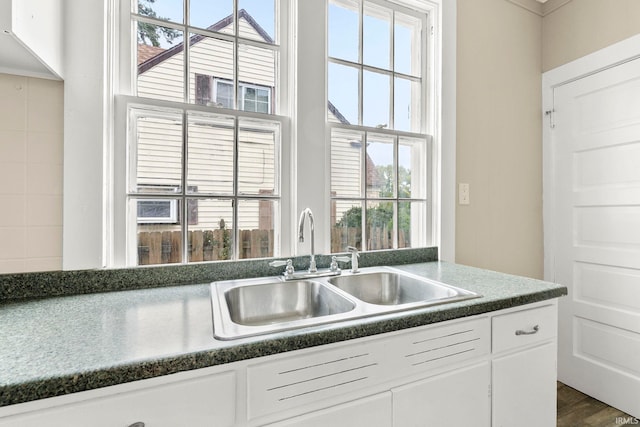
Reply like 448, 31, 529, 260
0, 258, 567, 408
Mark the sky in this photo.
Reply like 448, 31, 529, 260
144, 0, 275, 41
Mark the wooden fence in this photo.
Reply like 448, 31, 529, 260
139, 226, 408, 265
331, 226, 408, 253
138, 229, 273, 265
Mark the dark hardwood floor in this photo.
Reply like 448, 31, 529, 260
557, 382, 636, 427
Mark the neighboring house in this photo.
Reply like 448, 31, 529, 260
135, 9, 379, 234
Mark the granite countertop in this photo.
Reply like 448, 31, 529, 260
0, 261, 567, 408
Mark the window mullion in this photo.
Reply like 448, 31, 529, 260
181, 111, 189, 263
389, 9, 395, 130
358, 0, 364, 126
232, 117, 240, 260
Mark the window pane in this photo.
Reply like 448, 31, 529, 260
137, 24, 184, 102
363, 70, 390, 128
332, 200, 363, 252
398, 201, 426, 248
216, 80, 234, 108
190, 0, 233, 34
328, 0, 359, 62
187, 113, 234, 195
189, 35, 234, 105
395, 12, 422, 77
188, 199, 234, 261
238, 119, 279, 195
331, 129, 364, 198
237, 199, 278, 259
131, 109, 183, 193
363, 1, 391, 70
394, 77, 421, 132
399, 137, 426, 198
238, 0, 276, 43
134, 198, 182, 265
366, 200, 394, 250
366, 133, 395, 199
238, 43, 275, 113
241, 86, 271, 113
328, 62, 359, 125
137, 0, 183, 24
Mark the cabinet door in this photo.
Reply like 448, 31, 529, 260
0, 371, 236, 427
263, 392, 392, 427
492, 343, 556, 427
392, 361, 490, 427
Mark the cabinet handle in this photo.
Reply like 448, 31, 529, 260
128, 423, 145, 427
515, 325, 539, 336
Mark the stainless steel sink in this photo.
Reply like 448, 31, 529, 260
225, 280, 355, 326
210, 266, 481, 340
327, 269, 474, 306
211, 277, 356, 339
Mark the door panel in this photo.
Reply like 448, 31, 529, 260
552, 57, 640, 418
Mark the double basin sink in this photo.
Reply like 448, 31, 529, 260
210, 266, 480, 340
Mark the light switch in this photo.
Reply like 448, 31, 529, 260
459, 183, 470, 205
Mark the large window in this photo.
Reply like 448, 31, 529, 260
122, 0, 285, 265
115, 0, 437, 267
327, 0, 431, 253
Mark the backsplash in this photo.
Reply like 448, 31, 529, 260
0, 247, 438, 302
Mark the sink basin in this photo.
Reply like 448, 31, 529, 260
210, 267, 480, 340
225, 280, 355, 326
328, 268, 478, 306
211, 277, 356, 339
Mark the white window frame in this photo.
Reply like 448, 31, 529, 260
326, 0, 432, 253
294, 0, 443, 257
110, 0, 293, 267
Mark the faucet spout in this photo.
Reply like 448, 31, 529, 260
298, 208, 317, 272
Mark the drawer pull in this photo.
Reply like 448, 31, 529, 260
515, 325, 539, 336
128, 423, 145, 427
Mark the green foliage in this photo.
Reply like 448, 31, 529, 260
137, 0, 180, 47
335, 164, 412, 236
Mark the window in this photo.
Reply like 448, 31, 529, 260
195, 76, 272, 113
137, 199, 179, 223
114, 0, 438, 267
121, 0, 286, 266
327, 0, 431, 253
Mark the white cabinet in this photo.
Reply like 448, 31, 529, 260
393, 361, 490, 427
392, 361, 491, 427
0, 371, 236, 427
491, 304, 558, 427
263, 392, 392, 427
492, 343, 557, 427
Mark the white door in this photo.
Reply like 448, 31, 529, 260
549, 57, 640, 418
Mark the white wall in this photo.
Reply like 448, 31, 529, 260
456, 0, 543, 279
0, 73, 63, 273
542, 0, 640, 72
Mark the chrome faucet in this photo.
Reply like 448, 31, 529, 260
298, 208, 317, 273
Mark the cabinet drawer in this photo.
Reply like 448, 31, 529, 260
247, 342, 384, 420
492, 304, 557, 354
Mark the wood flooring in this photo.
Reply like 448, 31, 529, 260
557, 382, 637, 427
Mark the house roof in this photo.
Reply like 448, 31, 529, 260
137, 44, 166, 65
138, 9, 273, 75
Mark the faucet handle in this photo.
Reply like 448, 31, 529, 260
330, 255, 350, 272
269, 259, 295, 276
347, 246, 360, 256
